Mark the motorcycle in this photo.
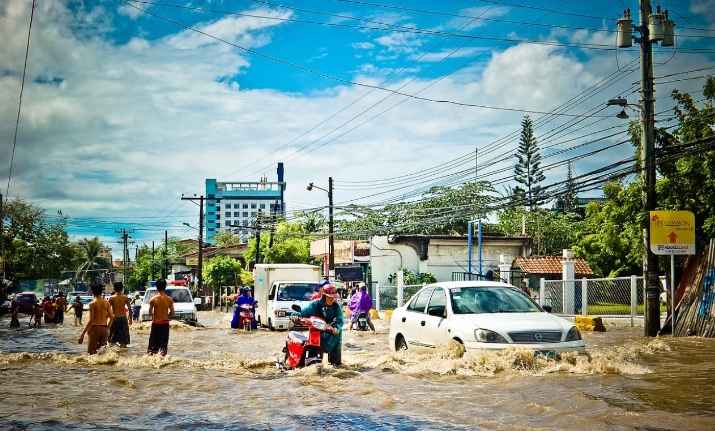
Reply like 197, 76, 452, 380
275, 305, 341, 370
238, 303, 254, 331
355, 311, 369, 331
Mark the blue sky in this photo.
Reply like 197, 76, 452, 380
1, 0, 714, 260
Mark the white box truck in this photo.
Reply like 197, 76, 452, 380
253, 263, 322, 331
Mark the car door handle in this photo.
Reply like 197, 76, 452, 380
421, 320, 426, 326
402, 317, 406, 322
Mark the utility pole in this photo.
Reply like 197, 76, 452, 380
116, 229, 135, 280
0, 193, 4, 287
268, 199, 278, 248
255, 209, 262, 265
615, 2, 674, 336
151, 241, 155, 281
181, 195, 206, 294
163, 230, 168, 280
640, 0, 661, 337
328, 176, 334, 273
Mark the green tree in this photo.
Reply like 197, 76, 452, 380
560, 161, 578, 213
571, 182, 643, 277
74, 237, 111, 283
214, 230, 240, 248
0, 198, 74, 292
493, 206, 581, 256
514, 115, 546, 209
203, 255, 241, 289
262, 221, 315, 264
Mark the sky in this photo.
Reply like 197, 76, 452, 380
1, 0, 714, 261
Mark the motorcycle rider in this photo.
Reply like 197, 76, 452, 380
291, 284, 343, 366
347, 283, 376, 332
231, 286, 257, 329
131, 292, 143, 322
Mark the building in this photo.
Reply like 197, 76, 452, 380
205, 163, 286, 242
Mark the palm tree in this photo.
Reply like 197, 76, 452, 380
75, 237, 110, 284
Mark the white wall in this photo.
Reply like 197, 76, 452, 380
370, 236, 529, 286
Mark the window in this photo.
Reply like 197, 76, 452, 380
242, 203, 248, 209
225, 221, 231, 226
234, 204, 240, 209
243, 212, 248, 217
260, 203, 266, 209
251, 203, 257, 209
407, 287, 434, 313
225, 212, 231, 217
242, 220, 248, 227
234, 212, 240, 217
251, 212, 257, 217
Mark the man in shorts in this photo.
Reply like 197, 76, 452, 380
78, 283, 114, 355
108, 282, 132, 348
67, 296, 83, 326
147, 279, 175, 356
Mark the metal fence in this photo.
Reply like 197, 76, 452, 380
374, 283, 424, 311
540, 276, 644, 323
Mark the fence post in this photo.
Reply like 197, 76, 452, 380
539, 278, 546, 306
582, 278, 588, 316
375, 281, 381, 312
397, 270, 404, 308
631, 275, 637, 327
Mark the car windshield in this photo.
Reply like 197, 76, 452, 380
79, 296, 93, 304
17, 295, 36, 304
450, 286, 541, 314
144, 289, 192, 303
276, 283, 319, 301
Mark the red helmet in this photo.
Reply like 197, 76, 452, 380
322, 284, 339, 299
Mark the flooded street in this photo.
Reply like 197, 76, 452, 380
1, 311, 714, 430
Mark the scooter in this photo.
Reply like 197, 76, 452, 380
238, 303, 254, 331
355, 311, 369, 331
275, 305, 339, 370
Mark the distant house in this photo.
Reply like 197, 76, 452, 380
511, 255, 595, 291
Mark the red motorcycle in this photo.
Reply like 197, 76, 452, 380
275, 311, 335, 370
238, 303, 254, 331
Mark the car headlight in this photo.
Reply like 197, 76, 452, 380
474, 329, 508, 343
565, 326, 582, 341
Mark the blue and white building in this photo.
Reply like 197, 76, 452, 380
205, 163, 285, 243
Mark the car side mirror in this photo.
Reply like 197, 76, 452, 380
291, 304, 302, 312
427, 306, 445, 317
193, 298, 201, 305
542, 305, 552, 313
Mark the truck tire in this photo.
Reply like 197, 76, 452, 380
268, 318, 276, 332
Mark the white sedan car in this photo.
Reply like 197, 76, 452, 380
388, 281, 586, 356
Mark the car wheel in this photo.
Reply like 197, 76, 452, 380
268, 318, 275, 332
395, 335, 408, 351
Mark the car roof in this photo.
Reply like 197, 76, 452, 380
425, 281, 517, 289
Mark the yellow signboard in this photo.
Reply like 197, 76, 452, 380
649, 211, 695, 255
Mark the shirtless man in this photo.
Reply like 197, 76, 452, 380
146, 279, 174, 356
108, 282, 132, 348
78, 284, 114, 355
54, 292, 68, 324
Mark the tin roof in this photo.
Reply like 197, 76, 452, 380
513, 256, 594, 276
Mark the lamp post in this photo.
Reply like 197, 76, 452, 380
307, 177, 334, 276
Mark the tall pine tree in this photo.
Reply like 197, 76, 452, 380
514, 115, 546, 209
561, 161, 578, 213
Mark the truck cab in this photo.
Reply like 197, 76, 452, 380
253, 263, 321, 331
263, 281, 320, 330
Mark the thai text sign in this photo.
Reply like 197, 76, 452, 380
650, 210, 695, 255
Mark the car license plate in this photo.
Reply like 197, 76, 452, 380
534, 350, 556, 358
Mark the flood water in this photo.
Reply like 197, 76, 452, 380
1, 310, 714, 431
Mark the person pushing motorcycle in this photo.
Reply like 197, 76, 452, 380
290, 284, 343, 366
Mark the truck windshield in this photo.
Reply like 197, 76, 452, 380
277, 283, 319, 301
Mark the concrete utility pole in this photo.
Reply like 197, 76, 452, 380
328, 176, 334, 273
614, 2, 674, 336
639, 0, 661, 337
255, 209, 262, 265
116, 229, 135, 278
0, 193, 4, 284
181, 195, 206, 294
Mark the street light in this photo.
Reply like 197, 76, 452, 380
607, 92, 660, 336
307, 177, 334, 276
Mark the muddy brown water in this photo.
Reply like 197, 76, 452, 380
1, 311, 713, 430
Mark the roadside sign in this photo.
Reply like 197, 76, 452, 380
650, 210, 695, 255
